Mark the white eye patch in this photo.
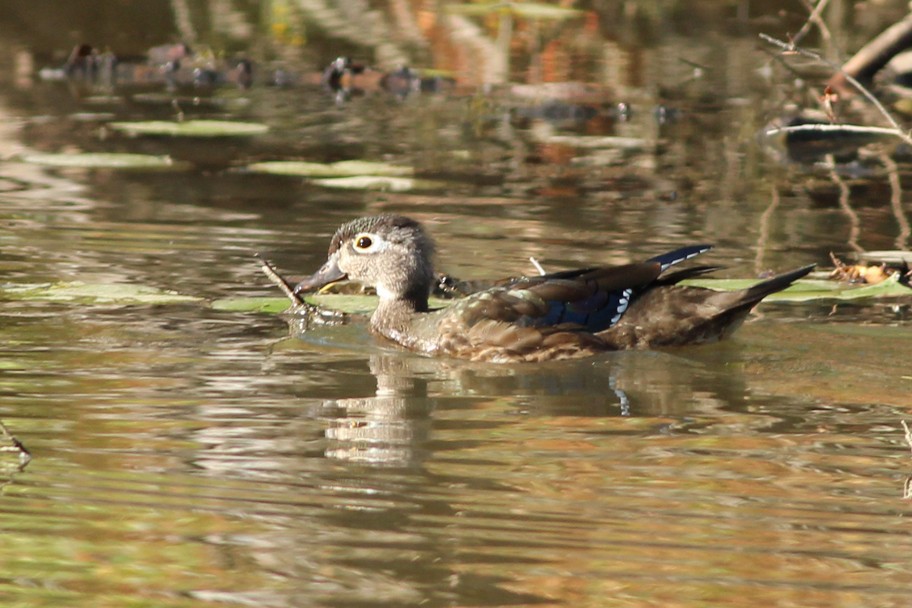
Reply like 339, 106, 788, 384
351, 232, 386, 253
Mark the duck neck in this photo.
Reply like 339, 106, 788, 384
371, 284, 429, 333
376, 279, 429, 313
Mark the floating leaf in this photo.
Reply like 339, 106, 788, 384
683, 274, 910, 301
109, 119, 268, 137
857, 250, 912, 264
310, 176, 444, 191
216, 294, 452, 315
19, 152, 183, 170
246, 160, 414, 178
447, 2, 583, 19
3, 282, 201, 304
211, 297, 293, 314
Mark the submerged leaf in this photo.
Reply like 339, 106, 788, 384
447, 2, 583, 19
211, 297, 293, 313
310, 176, 444, 191
216, 294, 452, 315
20, 152, 182, 170
246, 160, 414, 177
683, 274, 910, 301
3, 282, 201, 304
109, 119, 268, 137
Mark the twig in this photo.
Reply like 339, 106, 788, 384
829, 13, 912, 93
794, 0, 833, 47
759, 33, 912, 146
529, 256, 546, 276
764, 123, 900, 137
255, 254, 305, 306
0, 420, 31, 468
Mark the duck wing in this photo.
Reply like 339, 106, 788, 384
431, 261, 661, 336
501, 244, 714, 331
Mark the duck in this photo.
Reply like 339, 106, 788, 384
292, 214, 814, 363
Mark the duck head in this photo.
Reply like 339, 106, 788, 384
294, 215, 436, 312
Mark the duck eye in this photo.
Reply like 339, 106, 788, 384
355, 235, 373, 250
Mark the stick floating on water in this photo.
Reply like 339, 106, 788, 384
255, 254, 305, 306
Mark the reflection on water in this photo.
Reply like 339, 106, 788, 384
1, 1, 912, 607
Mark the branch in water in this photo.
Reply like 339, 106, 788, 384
256, 253, 305, 306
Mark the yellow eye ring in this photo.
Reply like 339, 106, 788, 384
355, 235, 373, 249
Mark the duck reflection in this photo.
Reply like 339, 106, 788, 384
291, 314, 753, 466
319, 353, 437, 465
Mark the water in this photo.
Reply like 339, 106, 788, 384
2, 2, 912, 606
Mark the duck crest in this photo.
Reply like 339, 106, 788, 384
292, 215, 814, 363
328, 214, 418, 251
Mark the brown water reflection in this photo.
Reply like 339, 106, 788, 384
2, 1, 912, 607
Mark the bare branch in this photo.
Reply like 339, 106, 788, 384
794, 0, 833, 47
764, 123, 900, 137
256, 254, 305, 306
829, 13, 912, 93
759, 33, 912, 145
0, 420, 31, 469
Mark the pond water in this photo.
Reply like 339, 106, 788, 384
1, 1, 912, 607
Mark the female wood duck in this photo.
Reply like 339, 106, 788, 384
293, 215, 814, 363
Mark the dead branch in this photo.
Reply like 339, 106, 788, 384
828, 13, 912, 95
0, 420, 31, 469
764, 123, 900, 137
760, 33, 912, 147
794, 0, 833, 47
256, 253, 305, 306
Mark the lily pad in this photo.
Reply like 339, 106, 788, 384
447, 2, 583, 19
3, 282, 201, 304
857, 250, 912, 264
215, 294, 452, 315
246, 160, 414, 178
109, 119, 268, 137
19, 152, 182, 170
310, 176, 443, 192
683, 273, 910, 301
211, 297, 294, 314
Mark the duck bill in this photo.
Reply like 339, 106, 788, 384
293, 252, 347, 294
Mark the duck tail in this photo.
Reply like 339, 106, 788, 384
739, 264, 816, 304
598, 263, 816, 349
